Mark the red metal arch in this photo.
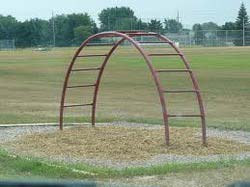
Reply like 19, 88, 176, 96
59, 31, 207, 145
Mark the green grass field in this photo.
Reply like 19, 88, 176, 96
0, 46, 249, 130
0, 46, 250, 185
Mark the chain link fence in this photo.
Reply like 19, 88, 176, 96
85, 29, 250, 47
165, 30, 250, 47
0, 40, 15, 50
1, 30, 250, 49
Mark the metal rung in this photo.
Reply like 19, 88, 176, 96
64, 103, 93, 108
129, 33, 158, 36
163, 90, 199, 93
77, 54, 108, 57
67, 84, 96, 89
87, 43, 115, 46
148, 53, 182, 56
168, 114, 203, 118
157, 69, 192, 73
117, 30, 144, 34
72, 67, 101, 72
138, 41, 170, 44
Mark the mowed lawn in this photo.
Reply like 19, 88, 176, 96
0, 46, 249, 131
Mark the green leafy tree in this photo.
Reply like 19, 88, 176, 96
50, 15, 70, 46
234, 3, 249, 46
147, 19, 163, 33
193, 24, 205, 45
221, 22, 236, 30
220, 22, 237, 44
99, 7, 137, 31
67, 13, 94, 41
135, 19, 148, 31
201, 22, 219, 31
164, 19, 183, 33
236, 3, 249, 29
200, 22, 220, 46
15, 18, 50, 47
0, 15, 18, 40
73, 25, 92, 45
115, 17, 138, 31
52, 13, 96, 46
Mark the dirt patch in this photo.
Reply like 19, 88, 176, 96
2, 125, 250, 161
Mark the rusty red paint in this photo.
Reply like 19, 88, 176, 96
59, 31, 207, 145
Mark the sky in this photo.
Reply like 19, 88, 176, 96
1, 0, 249, 28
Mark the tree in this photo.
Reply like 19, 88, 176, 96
50, 15, 70, 46
200, 22, 220, 45
15, 18, 50, 47
67, 13, 94, 41
52, 13, 96, 46
217, 22, 237, 44
236, 3, 249, 30
98, 7, 137, 31
234, 3, 250, 46
221, 22, 236, 30
220, 22, 237, 44
0, 15, 18, 40
164, 19, 183, 33
201, 22, 219, 31
135, 19, 148, 31
192, 24, 205, 45
73, 25, 92, 45
147, 19, 163, 33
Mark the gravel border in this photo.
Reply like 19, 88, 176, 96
0, 122, 250, 169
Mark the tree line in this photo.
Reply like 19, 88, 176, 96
0, 3, 249, 47
193, 3, 249, 46
0, 13, 98, 47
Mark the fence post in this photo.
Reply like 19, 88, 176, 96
226, 30, 228, 44
189, 31, 192, 47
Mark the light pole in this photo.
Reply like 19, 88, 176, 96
52, 11, 56, 47
243, 17, 245, 46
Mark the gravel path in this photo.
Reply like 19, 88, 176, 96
0, 122, 250, 169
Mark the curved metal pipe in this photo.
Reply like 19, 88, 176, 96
59, 33, 118, 130
60, 31, 207, 145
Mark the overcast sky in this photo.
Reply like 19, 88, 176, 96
1, 0, 249, 27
